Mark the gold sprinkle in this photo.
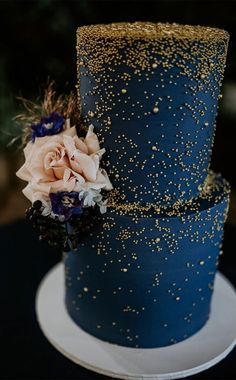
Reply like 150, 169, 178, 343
152, 146, 158, 151
121, 88, 127, 94
152, 63, 158, 69
77, 22, 229, 42
87, 110, 95, 117
152, 107, 159, 113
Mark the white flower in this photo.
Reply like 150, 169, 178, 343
79, 188, 103, 207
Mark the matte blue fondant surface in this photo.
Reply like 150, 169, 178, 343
64, 176, 229, 348
77, 26, 228, 205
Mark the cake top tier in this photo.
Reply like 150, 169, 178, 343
77, 21, 228, 41
77, 22, 229, 205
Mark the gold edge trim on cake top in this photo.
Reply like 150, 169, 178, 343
77, 22, 229, 42
76, 20, 229, 85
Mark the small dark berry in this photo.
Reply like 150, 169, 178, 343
33, 200, 43, 210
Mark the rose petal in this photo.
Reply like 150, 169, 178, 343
31, 133, 64, 148
64, 118, 71, 130
85, 124, 100, 154
16, 163, 32, 182
23, 187, 48, 205
71, 170, 86, 184
81, 182, 104, 190
65, 178, 76, 192
53, 167, 66, 180
63, 134, 78, 159
23, 140, 34, 158
16, 141, 37, 181
44, 148, 70, 180
73, 135, 89, 154
22, 184, 34, 203
49, 178, 77, 193
63, 168, 71, 182
62, 125, 77, 138
27, 141, 63, 182
90, 148, 106, 160
97, 168, 113, 190
22, 182, 51, 202
71, 151, 97, 181
91, 153, 100, 173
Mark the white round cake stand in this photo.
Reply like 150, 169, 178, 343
36, 263, 236, 380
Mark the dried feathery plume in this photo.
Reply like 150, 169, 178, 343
13, 81, 83, 148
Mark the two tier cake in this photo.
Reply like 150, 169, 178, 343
17, 22, 230, 348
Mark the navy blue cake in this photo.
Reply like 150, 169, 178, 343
63, 22, 231, 348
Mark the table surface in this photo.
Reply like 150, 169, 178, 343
1, 219, 235, 379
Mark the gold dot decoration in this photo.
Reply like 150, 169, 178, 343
87, 110, 95, 118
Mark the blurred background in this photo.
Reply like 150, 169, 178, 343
0, 0, 236, 224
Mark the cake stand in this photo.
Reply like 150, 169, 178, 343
36, 263, 236, 380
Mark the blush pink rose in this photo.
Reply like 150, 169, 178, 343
16, 122, 112, 204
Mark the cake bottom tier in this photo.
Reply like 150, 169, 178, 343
64, 174, 230, 348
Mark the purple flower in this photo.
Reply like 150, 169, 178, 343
49, 192, 83, 220
31, 112, 64, 141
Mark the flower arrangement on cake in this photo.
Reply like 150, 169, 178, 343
15, 83, 113, 250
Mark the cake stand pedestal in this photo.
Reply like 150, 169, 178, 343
36, 263, 236, 380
